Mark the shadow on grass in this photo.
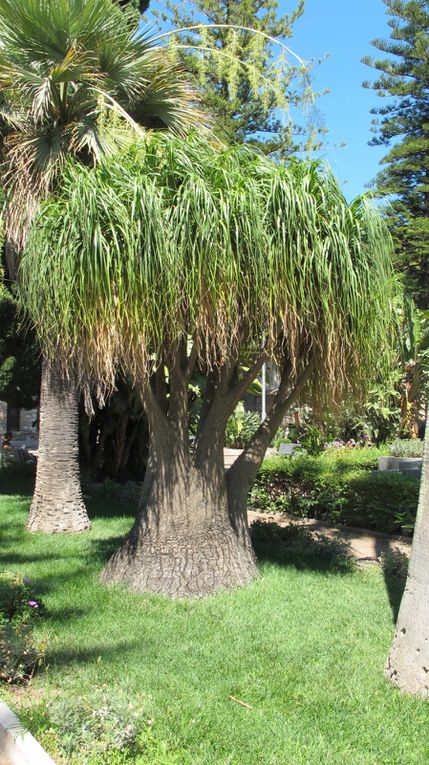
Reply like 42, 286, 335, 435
46, 640, 142, 669
377, 543, 408, 622
250, 520, 355, 574
0, 468, 35, 496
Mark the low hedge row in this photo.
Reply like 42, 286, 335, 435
249, 447, 419, 533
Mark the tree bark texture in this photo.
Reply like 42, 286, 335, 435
27, 361, 90, 533
102, 350, 311, 598
385, 410, 429, 695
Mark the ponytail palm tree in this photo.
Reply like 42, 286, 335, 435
20, 133, 397, 595
0, 0, 203, 532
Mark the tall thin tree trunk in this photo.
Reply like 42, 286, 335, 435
385, 410, 429, 695
27, 361, 90, 533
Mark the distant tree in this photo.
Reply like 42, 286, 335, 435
118, 0, 150, 16
157, 0, 325, 153
363, 0, 429, 308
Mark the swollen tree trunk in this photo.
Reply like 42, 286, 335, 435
102, 362, 256, 598
385, 412, 429, 695
27, 361, 90, 533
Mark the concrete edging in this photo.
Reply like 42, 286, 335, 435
0, 701, 56, 765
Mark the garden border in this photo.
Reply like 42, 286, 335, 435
0, 701, 56, 765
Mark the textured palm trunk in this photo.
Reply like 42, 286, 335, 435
27, 361, 90, 533
385, 410, 429, 695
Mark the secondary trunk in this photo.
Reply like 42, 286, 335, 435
385, 411, 429, 695
102, 446, 256, 598
27, 361, 90, 533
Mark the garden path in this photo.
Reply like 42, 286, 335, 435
247, 510, 412, 562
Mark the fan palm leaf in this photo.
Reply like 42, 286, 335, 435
0, 0, 204, 254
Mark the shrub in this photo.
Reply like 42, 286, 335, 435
389, 438, 424, 458
225, 404, 261, 448
21, 693, 191, 765
0, 573, 45, 683
381, 548, 409, 582
249, 447, 419, 533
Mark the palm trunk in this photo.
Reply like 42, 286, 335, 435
385, 410, 429, 695
27, 361, 90, 533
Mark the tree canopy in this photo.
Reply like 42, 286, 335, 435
156, 0, 323, 153
0, 0, 203, 263
19, 132, 396, 406
363, 0, 429, 308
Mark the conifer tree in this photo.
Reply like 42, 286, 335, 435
157, 0, 324, 153
363, 0, 429, 308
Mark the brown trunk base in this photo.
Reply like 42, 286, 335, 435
385, 586, 429, 697
102, 467, 256, 597
27, 362, 90, 534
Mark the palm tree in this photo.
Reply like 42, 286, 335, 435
20, 133, 397, 595
0, 0, 202, 532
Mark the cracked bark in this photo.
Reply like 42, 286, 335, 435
102, 356, 256, 598
385, 408, 429, 695
27, 361, 90, 533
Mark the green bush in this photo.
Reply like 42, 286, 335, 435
0, 573, 45, 683
249, 447, 419, 533
225, 403, 261, 448
389, 438, 424, 458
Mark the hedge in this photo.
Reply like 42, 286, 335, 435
249, 447, 419, 533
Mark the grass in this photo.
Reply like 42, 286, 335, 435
1, 470, 429, 764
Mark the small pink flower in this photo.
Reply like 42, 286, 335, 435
28, 600, 39, 609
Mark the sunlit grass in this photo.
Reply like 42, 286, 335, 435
1, 474, 428, 765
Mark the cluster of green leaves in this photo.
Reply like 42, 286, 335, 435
0, 0, 202, 255
363, 0, 429, 307
0, 572, 44, 682
156, 0, 325, 154
224, 403, 261, 449
249, 448, 419, 532
20, 133, 397, 410
389, 438, 424, 458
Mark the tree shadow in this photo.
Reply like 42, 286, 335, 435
46, 640, 142, 669
375, 537, 408, 622
250, 520, 355, 575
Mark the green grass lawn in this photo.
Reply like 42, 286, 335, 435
1, 472, 429, 764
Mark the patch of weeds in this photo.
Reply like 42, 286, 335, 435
250, 519, 355, 573
0, 572, 46, 683
23, 693, 192, 765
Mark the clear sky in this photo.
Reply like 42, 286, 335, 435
285, 0, 391, 199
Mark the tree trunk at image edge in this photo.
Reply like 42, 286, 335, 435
27, 361, 90, 533
385, 410, 429, 695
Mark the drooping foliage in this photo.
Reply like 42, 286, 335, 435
19, 133, 397, 406
363, 0, 429, 308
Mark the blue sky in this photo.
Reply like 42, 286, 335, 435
285, 0, 391, 198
